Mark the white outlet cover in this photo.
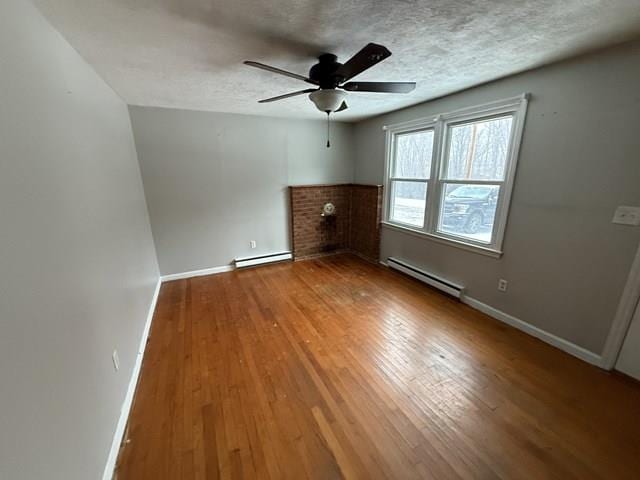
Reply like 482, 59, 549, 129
498, 279, 508, 292
250, 240, 257, 248
612, 206, 640, 226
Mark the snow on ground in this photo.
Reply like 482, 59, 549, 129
391, 197, 492, 244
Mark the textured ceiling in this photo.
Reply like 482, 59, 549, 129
33, 0, 640, 121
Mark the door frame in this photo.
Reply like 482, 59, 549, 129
601, 241, 640, 369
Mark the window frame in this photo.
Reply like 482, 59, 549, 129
382, 94, 529, 257
387, 124, 436, 228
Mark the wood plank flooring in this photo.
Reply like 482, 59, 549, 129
116, 254, 640, 480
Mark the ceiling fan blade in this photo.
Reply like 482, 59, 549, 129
258, 88, 317, 103
342, 81, 416, 93
244, 61, 317, 84
335, 101, 348, 112
335, 43, 391, 82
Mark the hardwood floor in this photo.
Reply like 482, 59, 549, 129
116, 254, 640, 480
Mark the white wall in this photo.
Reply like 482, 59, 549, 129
354, 40, 640, 355
129, 106, 355, 275
0, 2, 159, 479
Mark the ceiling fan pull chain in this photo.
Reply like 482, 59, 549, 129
326, 112, 331, 148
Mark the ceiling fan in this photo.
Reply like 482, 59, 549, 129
244, 43, 415, 146
244, 43, 416, 114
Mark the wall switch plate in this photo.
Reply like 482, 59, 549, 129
112, 350, 120, 372
612, 206, 640, 226
250, 240, 257, 249
498, 279, 508, 292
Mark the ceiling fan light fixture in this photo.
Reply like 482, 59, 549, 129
309, 89, 347, 113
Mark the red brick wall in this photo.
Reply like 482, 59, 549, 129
289, 185, 351, 259
349, 185, 383, 262
289, 184, 382, 262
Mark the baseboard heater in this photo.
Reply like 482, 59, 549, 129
234, 251, 292, 269
387, 257, 464, 299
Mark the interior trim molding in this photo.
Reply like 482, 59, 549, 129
461, 295, 603, 367
161, 264, 234, 282
381, 222, 502, 258
600, 242, 640, 370
102, 277, 162, 480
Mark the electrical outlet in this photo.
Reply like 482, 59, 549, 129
250, 240, 257, 249
612, 206, 640, 226
497, 279, 508, 292
112, 350, 120, 372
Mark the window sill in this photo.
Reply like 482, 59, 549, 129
380, 221, 503, 258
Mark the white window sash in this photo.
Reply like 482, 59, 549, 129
388, 177, 429, 182
383, 122, 436, 230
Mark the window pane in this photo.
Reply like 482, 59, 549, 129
390, 181, 427, 227
438, 184, 500, 244
445, 116, 513, 181
393, 130, 434, 179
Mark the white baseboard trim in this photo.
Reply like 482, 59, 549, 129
161, 264, 234, 282
102, 277, 162, 480
461, 295, 602, 367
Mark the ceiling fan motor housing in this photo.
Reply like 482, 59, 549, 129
309, 54, 344, 88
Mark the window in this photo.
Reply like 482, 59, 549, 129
388, 129, 434, 227
383, 95, 528, 256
